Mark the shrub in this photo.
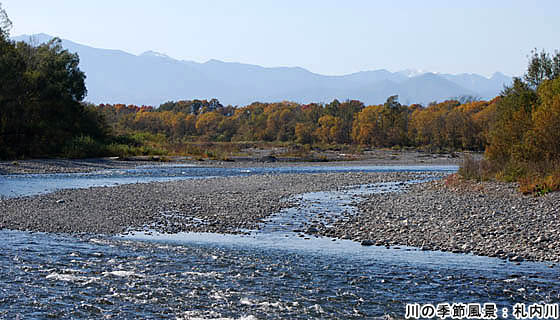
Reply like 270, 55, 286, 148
458, 154, 492, 181
105, 143, 133, 158
496, 161, 527, 182
63, 135, 105, 158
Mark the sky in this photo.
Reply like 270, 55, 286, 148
2, 0, 559, 77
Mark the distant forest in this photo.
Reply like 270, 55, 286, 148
0, 4, 559, 193
94, 97, 491, 152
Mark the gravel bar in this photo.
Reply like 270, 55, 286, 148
2, 167, 558, 263
0, 158, 152, 174
0, 172, 420, 235
320, 178, 560, 263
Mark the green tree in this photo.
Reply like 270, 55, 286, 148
0, 5, 103, 158
0, 23, 26, 156
380, 95, 409, 146
524, 49, 560, 88
0, 2, 11, 39
13, 39, 89, 155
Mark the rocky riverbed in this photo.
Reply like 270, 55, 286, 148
0, 171, 423, 235
0, 158, 149, 174
1, 164, 558, 263
319, 177, 560, 263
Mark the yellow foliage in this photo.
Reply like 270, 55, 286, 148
195, 111, 223, 136
351, 105, 383, 145
529, 79, 560, 161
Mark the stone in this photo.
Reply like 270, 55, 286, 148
360, 240, 375, 246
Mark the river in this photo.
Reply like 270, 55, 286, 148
0, 164, 558, 319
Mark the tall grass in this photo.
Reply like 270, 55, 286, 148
458, 154, 560, 195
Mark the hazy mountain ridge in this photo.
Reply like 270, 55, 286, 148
13, 33, 513, 106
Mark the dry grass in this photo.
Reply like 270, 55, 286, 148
459, 154, 560, 196
457, 154, 493, 181
518, 170, 560, 195
443, 173, 486, 193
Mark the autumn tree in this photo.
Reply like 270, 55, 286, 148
195, 111, 224, 139
408, 100, 462, 150
456, 100, 494, 150
523, 78, 560, 162
263, 103, 298, 141
352, 105, 384, 146
485, 78, 537, 165
295, 122, 313, 144
315, 115, 345, 144
294, 103, 322, 144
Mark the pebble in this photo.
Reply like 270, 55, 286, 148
320, 178, 560, 262
2, 160, 558, 263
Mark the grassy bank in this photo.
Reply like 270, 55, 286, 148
458, 156, 560, 195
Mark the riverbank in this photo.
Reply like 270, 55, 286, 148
0, 149, 467, 174
320, 177, 560, 263
0, 158, 149, 175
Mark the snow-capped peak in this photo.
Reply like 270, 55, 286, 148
140, 50, 173, 59
397, 68, 430, 78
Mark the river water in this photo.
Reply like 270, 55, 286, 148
0, 165, 558, 319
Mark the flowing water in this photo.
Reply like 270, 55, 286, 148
0, 164, 456, 198
0, 165, 558, 319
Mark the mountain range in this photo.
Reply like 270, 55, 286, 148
13, 33, 512, 107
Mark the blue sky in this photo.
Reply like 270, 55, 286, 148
2, 0, 559, 77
